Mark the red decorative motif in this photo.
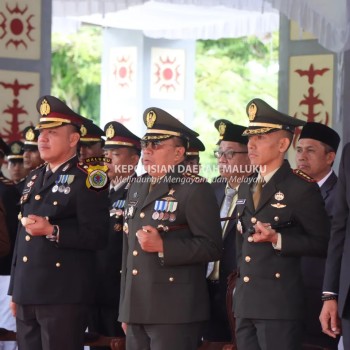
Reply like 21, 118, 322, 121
0, 3, 35, 49
115, 115, 130, 124
0, 78, 33, 143
292, 63, 331, 148
154, 55, 181, 92
113, 55, 134, 89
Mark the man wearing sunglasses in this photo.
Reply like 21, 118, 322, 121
118, 107, 222, 350
202, 120, 251, 343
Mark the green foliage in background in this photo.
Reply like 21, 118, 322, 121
51, 27, 279, 178
51, 26, 102, 124
195, 35, 279, 179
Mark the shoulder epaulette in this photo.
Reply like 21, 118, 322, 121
293, 169, 315, 182
0, 176, 14, 185
77, 161, 89, 173
182, 172, 207, 183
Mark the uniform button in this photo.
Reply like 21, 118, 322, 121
251, 217, 257, 224
55, 262, 61, 268
140, 212, 145, 218
120, 270, 122, 274
274, 216, 279, 222
133, 250, 138, 256
248, 236, 254, 242
53, 201, 58, 206
132, 269, 138, 276
275, 273, 281, 279
169, 277, 174, 282
245, 256, 251, 262
25, 235, 31, 241
35, 195, 41, 200
23, 256, 28, 262
243, 276, 250, 283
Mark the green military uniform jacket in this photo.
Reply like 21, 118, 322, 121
234, 160, 330, 320
118, 169, 222, 324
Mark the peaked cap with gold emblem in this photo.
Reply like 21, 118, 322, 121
80, 122, 105, 145
243, 98, 305, 136
22, 126, 40, 151
104, 121, 141, 150
35, 95, 92, 136
186, 135, 205, 156
142, 107, 198, 142
214, 119, 247, 145
7, 141, 24, 161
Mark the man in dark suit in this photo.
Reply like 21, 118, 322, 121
88, 121, 141, 349
320, 141, 350, 349
202, 120, 250, 342
8, 95, 109, 350
296, 122, 340, 349
233, 98, 331, 350
118, 107, 222, 350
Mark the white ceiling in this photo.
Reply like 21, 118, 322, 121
52, 0, 350, 52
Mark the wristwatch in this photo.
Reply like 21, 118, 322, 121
46, 225, 59, 242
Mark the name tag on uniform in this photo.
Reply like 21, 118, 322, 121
236, 199, 246, 205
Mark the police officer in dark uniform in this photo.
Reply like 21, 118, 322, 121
0, 141, 20, 349
22, 126, 44, 172
88, 121, 141, 349
9, 95, 109, 350
0, 138, 10, 178
203, 120, 250, 342
7, 141, 28, 191
296, 122, 340, 349
233, 98, 331, 350
79, 122, 105, 161
118, 107, 222, 350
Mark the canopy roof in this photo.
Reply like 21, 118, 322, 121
53, 0, 350, 52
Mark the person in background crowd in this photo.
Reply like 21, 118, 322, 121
202, 120, 250, 342
22, 126, 45, 172
118, 107, 222, 350
234, 98, 330, 350
79, 122, 105, 161
7, 141, 28, 187
296, 122, 340, 349
0, 142, 21, 350
88, 121, 141, 349
319, 140, 350, 349
0, 201, 10, 258
183, 136, 205, 174
9, 95, 109, 350
0, 138, 10, 178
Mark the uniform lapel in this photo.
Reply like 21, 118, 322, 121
254, 160, 290, 213
320, 171, 337, 202
37, 157, 76, 194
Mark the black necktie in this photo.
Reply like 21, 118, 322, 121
43, 169, 53, 186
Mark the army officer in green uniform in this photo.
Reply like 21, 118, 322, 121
118, 107, 222, 350
233, 99, 331, 350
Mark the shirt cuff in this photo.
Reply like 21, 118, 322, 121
272, 232, 281, 250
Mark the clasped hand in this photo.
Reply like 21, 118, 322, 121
136, 225, 164, 253
251, 221, 278, 245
